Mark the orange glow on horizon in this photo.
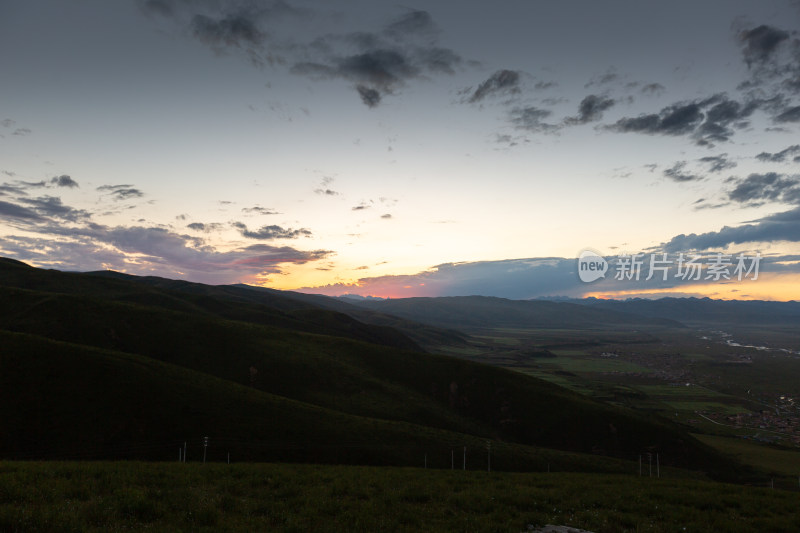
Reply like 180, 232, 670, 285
582, 272, 800, 301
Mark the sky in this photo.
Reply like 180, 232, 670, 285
2, 0, 800, 300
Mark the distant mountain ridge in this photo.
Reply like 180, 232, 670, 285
344, 295, 685, 331
572, 296, 800, 326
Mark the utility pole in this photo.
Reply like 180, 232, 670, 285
463, 446, 466, 470
183, 442, 187, 463
648, 453, 652, 477
486, 441, 491, 472
203, 436, 208, 464
451, 449, 454, 470
639, 455, 642, 476
656, 453, 660, 478
424, 453, 427, 469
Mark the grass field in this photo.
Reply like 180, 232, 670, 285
693, 434, 800, 477
1, 461, 799, 532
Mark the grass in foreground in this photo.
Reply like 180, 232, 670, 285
1, 461, 799, 532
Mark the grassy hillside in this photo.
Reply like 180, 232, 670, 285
2, 462, 798, 533
0, 329, 641, 473
0, 258, 742, 478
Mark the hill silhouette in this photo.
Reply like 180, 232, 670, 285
0, 258, 740, 478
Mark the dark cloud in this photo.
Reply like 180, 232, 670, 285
384, 9, 437, 39
1, 119, 15, 128
289, 11, 462, 107
739, 25, 790, 68
610, 102, 702, 136
509, 106, 557, 133
564, 94, 615, 125
608, 95, 758, 146
16, 196, 90, 222
775, 105, 800, 122
641, 83, 666, 95
663, 206, 800, 252
191, 13, 265, 49
727, 172, 800, 206
187, 222, 206, 231
736, 23, 800, 102
232, 222, 312, 239
298, 257, 587, 299
351, 202, 371, 211
534, 80, 557, 90
663, 161, 702, 183
242, 206, 279, 215
50, 175, 79, 188
698, 154, 736, 173
756, 144, 800, 163
0, 180, 42, 196
356, 85, 381, 107
467, 69, 521, 103
0, 200, 43, 221
584, 70, 618, 88
314, 188, 339, 196
381, 213, 392, 219
97, 184, 145, 201
140, 3, 462, 107
12, 128, 31, 136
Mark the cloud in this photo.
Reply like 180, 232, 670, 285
564, 94, 615, 125
608, 94, 758, 146
380, 213, 392, 219
508, 106, 557, 133
663, 161, 702, 183
300, 257, 586, 299
351, 201, 371, 211
698, 154, 736, 173
97, 184, 145, 201
641, 83, 666, 95
384, 9, 437, 39
662, 206, 800, 252
12, 128, 31, 136
187, 222, 207, 231
141, 3, 464, 107
50, 175, 79, 188
242, 206, 279, 215
756, 144, 800, 163
288, 10, 462, 106
0, 200, 43, 221
356, 85, 381, 107
775, 105, 800, 122
191, 12, 265, 50
727, 172, 800, 206
738, 25, 790, 68
232, 222, 312, 239
584, 70, 618, 88
736, 23, 800, 101
17, 196, 91, 222
467, 69, 521, 103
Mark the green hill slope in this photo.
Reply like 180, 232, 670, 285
0, 258, 740, 478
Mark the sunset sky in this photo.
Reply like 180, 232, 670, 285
2, 0, 800, 300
